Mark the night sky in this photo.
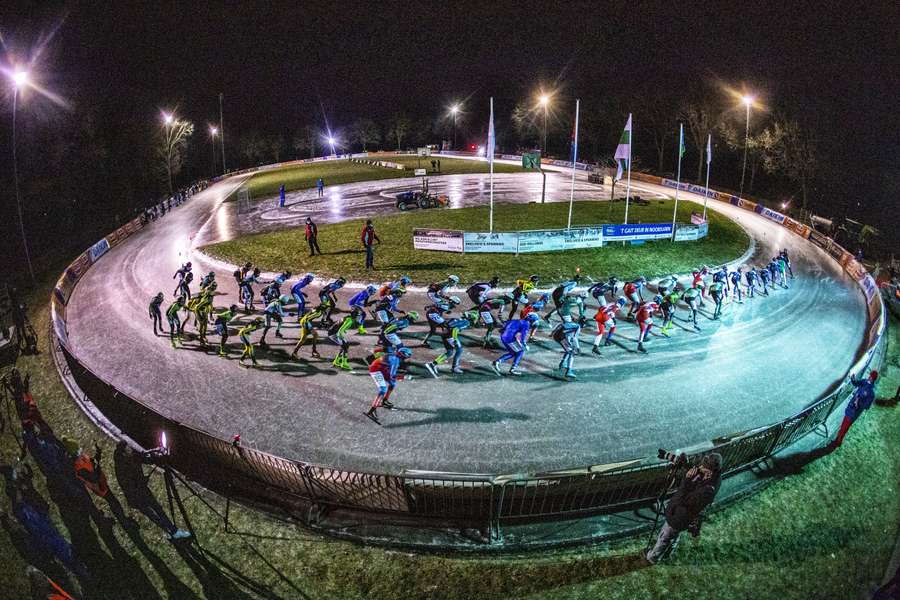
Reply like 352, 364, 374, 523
2, 2, 898, 272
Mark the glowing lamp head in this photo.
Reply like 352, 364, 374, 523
12, 70, 28, 88
210, 126, 218, 136
160, 431, 168, 450
450, 104, 460, 115
163, 113, 174, 125
742, 95, 754, 107
328, 137, 336, 145
539, 94, 550, 107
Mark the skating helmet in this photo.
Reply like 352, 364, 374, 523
691, 269, 699, 276
636, 276, 646, 285
253, 316, 263, 324
616, 297, 627, 307
279, 295, 291, 304
869, 370, 879, 382
398, 346, 413, 358
305, 272, 315, 281
208, 271, 215, 278
448, 296, 461, 306
155, 292, 164, 301
186, 262, 192, 269
406, 311, 419, 322
337, 277, 346, 285
539, 293, 550, 302
490, 276, 500, 286
526, 312, 541, 324
654, 295, 663, 304
400, 275, 412, 286
608, 275, 618, 283
366, 285, 377, 295
252, 268, 260, 276
436, 300, 451, 312
529, 274, 540, 282
448, 274, 460, 284
244, 262, 252, 270
229, 304, 238, 313
284, 271, 292, 278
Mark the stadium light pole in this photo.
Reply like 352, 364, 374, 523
449, 104, 460, 150
162, 112, 175, 193
739, 95, 754, 198
328, 136, 336, 156
209, 126, 218, 177
219, 92, 226, 173
538, 93, 550, 156
10, 69, 35, 284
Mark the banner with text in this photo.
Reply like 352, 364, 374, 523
463, 232, 519, 253
517, 227, 604, 253
413, 229, 464, 253
602, 222, 673, 242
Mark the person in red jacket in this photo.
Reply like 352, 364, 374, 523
305, 217, 321, 256
361, 219, 381, 270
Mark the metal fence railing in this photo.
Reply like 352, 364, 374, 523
46, 170, 890, 548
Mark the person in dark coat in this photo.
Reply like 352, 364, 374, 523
305, 217, 322, 256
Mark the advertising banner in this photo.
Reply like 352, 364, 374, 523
861, 274, 878, 303
674, 222, 709, 242
463, 232, 518, 253
517, 227, 603, 253
757, 206, 786, 224
808, 229, 831, 250
783, 218, 810, 239
89, 238, 110, 262
413, 229, 464, 253
690, 212, 707, 225
602, 223, 673, 242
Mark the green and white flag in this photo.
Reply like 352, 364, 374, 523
614, 114, 632, 181
679, 123, 686, 160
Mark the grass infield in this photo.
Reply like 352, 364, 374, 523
0, 267, 897, 598
203, 199, 751, 284
239, 155, 524, 199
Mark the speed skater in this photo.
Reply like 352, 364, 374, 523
238, 317, 263, 367
364, 346, 413, 424
592, 297, 625, 352
492, 312, 540, 375
425, 314, 474, 377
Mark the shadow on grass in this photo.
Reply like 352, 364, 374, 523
753, 444, 833, 478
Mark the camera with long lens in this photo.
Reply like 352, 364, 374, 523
658, 448, 688, 467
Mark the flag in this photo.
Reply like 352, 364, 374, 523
678, 123, 686, 159
706, 134, 712, 165
614, 114, 632, 181
486, 98, 495, 165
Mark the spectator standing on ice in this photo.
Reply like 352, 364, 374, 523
279, 184, 286, 207
316, 177, 325, 197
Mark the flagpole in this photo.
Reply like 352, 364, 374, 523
703, 133, 711, 221
671, 123, 683, 241
489, 97, 494, 233
567, 99, 580, 230
624, 113, 632, 225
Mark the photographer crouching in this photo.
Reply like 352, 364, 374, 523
645, 451, 723, 564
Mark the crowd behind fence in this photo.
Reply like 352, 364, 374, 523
48, 164, 889, 546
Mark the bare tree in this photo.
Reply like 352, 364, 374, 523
157, 118, 194, 193
510, 101, 540, 149
292, 124, 319, 158
350, 118, 381, 151
680, 100, 720, 181
639, 95, 676, 174
239, 130, 268, 165
762, 118, 818, 210
387, 113, 412, 151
